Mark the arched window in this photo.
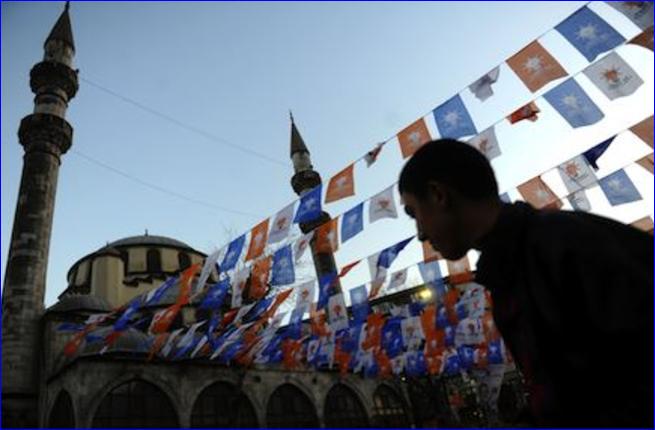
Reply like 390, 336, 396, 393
324, 384, 368, 428
178, 252, 191, 271
48, 390, 75, 428
92, 379, 178, 428
266, 384, 319, 428
147, 249, 162, 273
372, 385, 410, 428
190, 382, 258, 428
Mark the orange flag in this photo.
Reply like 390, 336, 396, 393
425, 330, 445, 358
517, 177, 562, 210
631, 216, 654, 234
262, 288, 293, 320
325, 164, 355, 203
374, 348, 392, 378
630, 116, 654, 148
506, 41, 567, 92
443, 287, 460, 325
149, 303, 182, 334
422, 241, 442, 263
147, 332, 170, 362
629, 26, 654, 51
282, 339, 303, 370
398, 118, 432, 159
507, 102, 540, 124
637, 154, 654, 174
334, 344, 352, 376
420, 304, 437, 338
249, 256, 271, 299
245, 219, 269, 261
315, 218, 339, 253
338, 260, 360, 278
177, 263, 201, 305
426, 353, 444, 375
310, 304, 330, 337
63, 330, 87, 357
361, 313, 384, 351
446, 257, 473, 285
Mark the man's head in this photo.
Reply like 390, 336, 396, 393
399, 139, 500, 260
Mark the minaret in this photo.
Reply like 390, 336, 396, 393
1, 3, 78, 426
289, 113, 343, 295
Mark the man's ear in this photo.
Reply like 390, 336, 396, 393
426, 180, 450, 208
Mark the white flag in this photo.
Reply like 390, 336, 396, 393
195, 249, 221, 296
401, 316, 424, 350
568, 190, 592, 212
455, 317, 485, 346
293, 231, 314, 262
268, 203, 295, 244
557, 155, 597, 193
469, 66, 500, 101
367, 252, 387, 283
233, 303, 255, 326
391, 354, 406, 375
176, 321, 206, 349
295, 280, 316, 309
387, 268, 408, 291
161, 328, 184, 358
328, 293, 349, 332
369, 185, 398, 223
230, 268, 250, 309
584, 52, 643, 100
468, 127, 501, 161
607, 1, 654, 30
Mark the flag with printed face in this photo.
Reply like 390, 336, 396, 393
249, 256, 271, 299
296, 280, 316, 309
584, 52, 643, 100
398, 118, 432, 159
446, 256, 473, 285
637, 154, 654, 174
599, 169, 642, 205
419, 260, 442, 284
341, 203, 364, 243
607, 1, 654, 30
630, 116, 654, 148
556, 6, 625, 61
362, 313, 385, 351
422, 241, 442, 263
401, 316, 424, 350
629, 25, 654, 50
455, 317, 486, 346
268, 203, 295, 244
506, 40, 567, 92
433, 94, 478, 139
365, 142, 385, 167
469, 67, 500, 101
328, 293, 349, 332
293, 185, 322, 224
387, 269, 408, 292
468, 127, 501, 161
245, 219, 269, 261
517, 177, 563, 210
325, 164, 355, 203
293, 231, 314, 263
221, 235, 246, 272
583, 136, 616, 169
199, 279, 230, 310
231, 268, 249, 308
544, 78, 604, 128
507, 102, 540, 124
315, 218, 339, 253
350, 285, 369, 323
568, 190, 592, 211
558, 155, 598, 193
270, 245, 295, 286
317, 272, 337, 310
369, 185, 398, 223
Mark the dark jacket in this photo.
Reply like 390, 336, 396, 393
476, 202, 653, 427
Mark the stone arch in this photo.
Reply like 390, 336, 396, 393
90, 377, 179, 428
190, 380, 258, 428
324, 382, 369, 428
265, 382, 319, 428
371, 383, 411, 428
47, 389, 75, 428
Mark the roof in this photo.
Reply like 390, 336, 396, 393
290, 114, 310, 156
45, 2, 75, 51
102, 235, 194, 250
47, 294, 112, 313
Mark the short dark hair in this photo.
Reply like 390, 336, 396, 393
398, 139, 499, 200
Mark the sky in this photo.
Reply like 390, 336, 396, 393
1, 1, 653, 307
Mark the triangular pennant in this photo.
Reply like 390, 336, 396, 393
583, 136, 616, 169
584, 52, 643, 100
397, 118, 432, 159
325, 164, 355, 203
517, 177, 563, 210
556, 6, 625, 62
506, 40, 567, 92
433, 94, 478, 139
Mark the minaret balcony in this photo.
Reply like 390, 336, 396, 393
30, 61, 78, 100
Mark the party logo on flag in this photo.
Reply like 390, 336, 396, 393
293, 185, 322, 224
557, 155, 597, 193
401, 316, 424, 350
199, 279, 230, 310
293, 231, 314, 263
369, 185, 398, 223
325, 164, 355, 203
506, 40, 567, 92
270, 245, 295, 286
245, 219, 269, 261
468, 127, 501, 161
517, 177, 562, 210
469, 67, 500, 102
433, 94, 478, 139
507, 102, 540, 124
397, 118, 431, 159
608, 1, 653, 30
341, 203, 364, 243
328, 293, 349, 332
249, 256, 272, 299
556, 6, 625, 61
350, 285, 369, 323
544, 78, 604, 128
387, 269, 408, 292
584, 52, 643, 100
268, 203, 295, 244
296, 280, 316, 309
315, 218, 339, 253
220, 234, 246, 273
317, 272, 337, 310
599, 169, 642, 206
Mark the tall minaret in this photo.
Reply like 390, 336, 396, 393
289, 113, 343, 296
2, 3, 78, 426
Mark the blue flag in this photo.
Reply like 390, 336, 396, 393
444, 325, 455, 347
145, 276, 178, 306
377, 237, 413, 269
286, 306, 305, 340
220, 235, 246, 272
406, 351, 427, 377
499, 192, 511, 203
199, 279, 230, 310
583, 136, 615, 170
270, 245, 295, 286
428, 278, 446, 299
57, 322, 84, 332
457, 345, 475, 371
437, 305, 449, 329
599, 169, 642, 206
260, 335, 284, 364
341, 203, 364, 243
293, 185, 322, 223
317, 272, 337, 310
381, 317, 404, 358
555, 6, 625, 62
338, 324, 362, 354
433, 94, 478, 139
207, 312, 221, 335
113, 297, 142, 332
456, 302, 469, 321
219, 340, 243, 363
418, 260, 441, 283
488, 339, 504, 364
244, 295, 274, 322
443, 351, 462, 375
409, 301, 425, 317
349, 285, 369, 323
544, 78, 604, 128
